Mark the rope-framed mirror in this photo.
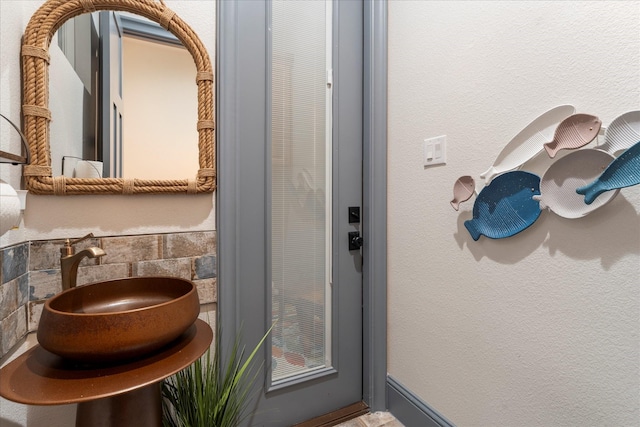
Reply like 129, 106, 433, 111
21, 0, 215, 195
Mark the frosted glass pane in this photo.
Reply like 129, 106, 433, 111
271, 0, 331, 383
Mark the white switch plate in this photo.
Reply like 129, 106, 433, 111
423, 135, 447, 167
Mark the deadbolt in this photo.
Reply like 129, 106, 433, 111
348, 231, 363, 251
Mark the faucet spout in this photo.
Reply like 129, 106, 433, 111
60, 240, 106, 291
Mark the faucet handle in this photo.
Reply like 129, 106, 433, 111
69, 233, 95, 246
61, 233, 97, 256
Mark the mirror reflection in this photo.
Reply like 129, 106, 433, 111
50, 12, 198, 180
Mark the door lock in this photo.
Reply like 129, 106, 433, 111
348, 231, 363, 251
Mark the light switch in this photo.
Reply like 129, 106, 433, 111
425, 145, 434, 160
423, 135, 447, 167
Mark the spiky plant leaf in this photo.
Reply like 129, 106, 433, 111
162, 323, 273, 427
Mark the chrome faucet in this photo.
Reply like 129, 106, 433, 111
60, 233, 106, 291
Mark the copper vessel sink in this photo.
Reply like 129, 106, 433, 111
37, 277, 200, 363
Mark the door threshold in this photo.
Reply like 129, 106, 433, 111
294, 401, 369, 427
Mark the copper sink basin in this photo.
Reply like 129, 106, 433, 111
37, 277, 200, 363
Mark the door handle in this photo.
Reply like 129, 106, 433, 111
348, 231, 363, 251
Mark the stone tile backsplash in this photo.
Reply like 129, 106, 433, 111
194, 255, 217, 280
1, 242, 29, 284
0, 231, 216, 359
101, 235, 161, 264
0, 242, 29, 357
164, 232, 216, 258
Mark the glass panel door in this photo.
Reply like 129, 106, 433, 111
217, 0, 364, 423
270, 0, 333, 384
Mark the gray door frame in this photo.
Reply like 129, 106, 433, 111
217, 0, 388, 414
362, 0, 388, 412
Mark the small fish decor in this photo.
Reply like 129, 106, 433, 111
450, 175, 476, 211
543, 113, 602, 158
464, 171, 542, 241
576, 140, 640, 204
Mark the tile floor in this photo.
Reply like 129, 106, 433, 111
335, 411, 405, 427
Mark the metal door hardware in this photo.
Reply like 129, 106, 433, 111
348, 231, 363, 251
348, 207, 360, 224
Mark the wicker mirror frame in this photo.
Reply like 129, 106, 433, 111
22, 0, 215, 195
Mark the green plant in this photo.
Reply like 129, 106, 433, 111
162, 324, 273, 427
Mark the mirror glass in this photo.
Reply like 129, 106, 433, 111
49, 12, 198, 180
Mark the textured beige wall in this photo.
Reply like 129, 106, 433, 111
388, 2, 640, 426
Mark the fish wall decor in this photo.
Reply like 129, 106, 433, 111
598, 110, 640, 156
451, 176, 476, 211
464, 171, 542, 241
453, 108, 640, 243
532, 149, 617, 218
543, 113, 602, 158
480, 105, 575, 185
576, 140, 640, 205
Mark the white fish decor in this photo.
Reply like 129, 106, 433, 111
479, 105, 575, 185
598, 110, 640, 156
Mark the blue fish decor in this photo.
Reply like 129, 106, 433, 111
465, 171, 542, 241
576, 140, 640, 205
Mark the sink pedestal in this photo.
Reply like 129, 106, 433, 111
0, 319, 212, 427
76, 383, 162, 427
